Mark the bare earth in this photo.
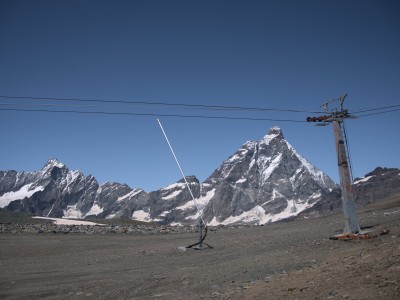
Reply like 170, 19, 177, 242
1, 195, 399, 300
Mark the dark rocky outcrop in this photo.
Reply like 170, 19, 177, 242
2, 129, 397, 226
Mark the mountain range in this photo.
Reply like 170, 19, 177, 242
1, 127, 399, 225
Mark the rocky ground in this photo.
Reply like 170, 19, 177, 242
0, 221, 197, 235
0, 194, 399, 300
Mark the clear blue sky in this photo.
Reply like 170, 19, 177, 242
0, 0, 399, 191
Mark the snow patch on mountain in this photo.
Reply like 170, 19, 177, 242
178, 188, 216, 220
106, 213, 117, 219
85, 203, 103, 217
354, 175, 374, 185
159, 210, 170, 217
161, 182, 187, 190
117, 189, 142, 202
208, 193, 320, 226
33, 216, 104, 226
162, 190, 182, 200
236, 178, 247, 184
260, 153, 282, 182
0, 183, 44, 207
132, 210, 151, 222
170, 222, 183, 226
63, 204, 82, 219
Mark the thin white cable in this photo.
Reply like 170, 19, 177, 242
157, 118, 205, 224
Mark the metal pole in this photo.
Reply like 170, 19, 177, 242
332, 120, 360, 234
199, 219, 204, 248
157, 118, 205, 225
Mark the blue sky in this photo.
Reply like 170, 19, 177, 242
0, 0, 399, 191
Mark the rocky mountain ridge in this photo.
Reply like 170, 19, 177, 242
1, 127, 398, 225
297, 167, 400, 219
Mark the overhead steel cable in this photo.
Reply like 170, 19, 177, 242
1, 95, 399, 120
354, 108, 400, 118
0, 101, 318, 113
3, 100, 400, 116
349, 103, 400, 114
0, 107, 308, 122
0, 102, 102, 109
0, 95, 324, 114
0, 101, 168, 110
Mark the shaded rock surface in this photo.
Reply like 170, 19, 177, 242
1, 130, 399, 225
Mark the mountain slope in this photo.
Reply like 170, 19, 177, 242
200, 127, 336, 225
0, 127, 344, 225
0, 159, 143, 219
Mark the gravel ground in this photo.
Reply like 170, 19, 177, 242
0, 194, 399, 300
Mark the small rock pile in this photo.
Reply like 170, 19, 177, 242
0, 222, 198, 235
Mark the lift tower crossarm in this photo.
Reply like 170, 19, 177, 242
307, 94, 360, 234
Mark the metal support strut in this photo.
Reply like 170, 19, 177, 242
157, 118, 213, 249
332, 120, 360, 234
186, 219, 213, 250
307, 95, 361, 235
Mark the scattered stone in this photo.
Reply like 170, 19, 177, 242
0, 222, 199, 235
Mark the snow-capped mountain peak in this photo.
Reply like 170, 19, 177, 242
44, 158, 65, 169
260, 126, 284, 145
201, 127, 336, 225
0, 127, 345, 226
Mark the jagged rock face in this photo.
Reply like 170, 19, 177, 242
297, 167, 400, 219
200, 127, 336, 225
353, 167, 400, 205
0, 159, 143, 220
126, 127, 337, 225
133, 176, 202, 224
1, 127, 358, 226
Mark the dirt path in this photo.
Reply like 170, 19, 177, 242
1, 195, 399, 299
